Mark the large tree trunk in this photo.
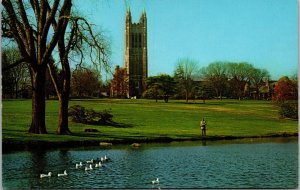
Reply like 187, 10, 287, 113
55, 63, 72, 135
56, 92, 71, 134
28, 65, 47, 134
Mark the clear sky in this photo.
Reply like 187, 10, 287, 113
74, 0, 298, 80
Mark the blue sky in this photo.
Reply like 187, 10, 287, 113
74, 0, 298, 80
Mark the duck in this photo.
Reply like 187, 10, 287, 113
40, 172, 52, 178
76, 162, 83, 169
86, 159, 93, 164
104, 155, 111, 161
85, 164, 93, 171
100, 155, 111, 162
58, 170, 67, 177
152, 178, 159, 184
95, 161, 103, 168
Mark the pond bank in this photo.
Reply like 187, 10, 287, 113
3, 132, 298, 153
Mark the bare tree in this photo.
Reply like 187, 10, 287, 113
2, 48, 30, 98
2, 51, 15, 98
249, 68, 270, 99
47, 15, 110, 134
2, 0, 72, 134
71, 68, 101, 97
2, 0, 109, 134
174, 58, 199, 102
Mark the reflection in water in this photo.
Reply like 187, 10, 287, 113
31, 148, 49, 174
2, 138, 298, 189
29, 149, 47, 187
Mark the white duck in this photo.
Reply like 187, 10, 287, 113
40, 172, 52, 178
86, 159, 93, 164
58, 170, 67, 177
152, 178, 159, 184
75, 162, 83, 169
85, 164, 93, 171
95, 162, 102, 168
104, 155, 111, 161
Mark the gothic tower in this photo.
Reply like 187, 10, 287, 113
124, 9, 148, 98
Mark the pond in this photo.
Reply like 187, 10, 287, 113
2, 138, 298, 189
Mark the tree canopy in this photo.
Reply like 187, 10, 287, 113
273, 76, 298, 102
143, 74, 175, 102
201, 61, 270, 100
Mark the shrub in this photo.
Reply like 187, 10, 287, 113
69, 105, 113, 125
278, 101, 298, 120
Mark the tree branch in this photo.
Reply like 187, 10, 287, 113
42, 0, 72, 65
16, 0, 36, 61
29, 0, 40, 21
2, 57, 29, 72
47, 61, 62, 100
2, 0, 28, 57
41, 0, 60, 45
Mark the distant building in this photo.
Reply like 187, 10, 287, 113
248, 80, 277, 100
124, 9, 148, 98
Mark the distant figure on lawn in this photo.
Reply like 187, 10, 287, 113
200, 118, 207, 137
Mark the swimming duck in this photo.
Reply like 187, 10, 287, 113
85, 164, 93, 171
76, 162, 83, 169
40, 172, 52, 178
152, 178, 159, 184
58, 170, 67, 177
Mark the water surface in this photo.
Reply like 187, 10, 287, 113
2, 138, 298, 189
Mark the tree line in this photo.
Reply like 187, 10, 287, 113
141, 58, 273, 102
110, 57, 297, 105
2, 48, 108, 99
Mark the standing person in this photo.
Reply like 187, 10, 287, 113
200, 118, 207, 137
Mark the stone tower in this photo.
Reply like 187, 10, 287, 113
124, 9, 148, 98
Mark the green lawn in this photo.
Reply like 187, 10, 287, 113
2, 99, 298, 144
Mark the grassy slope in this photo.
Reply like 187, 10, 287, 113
2, 99, 298, 144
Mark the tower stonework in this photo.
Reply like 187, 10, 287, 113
124, 9, 148, 98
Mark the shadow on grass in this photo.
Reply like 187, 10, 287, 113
75, 121, 135, 128
172, 101, 204, 105
173, 100, 241, 106
109, 122, 135, 128
69, 132, 108, 138
2, 99, 30, 101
